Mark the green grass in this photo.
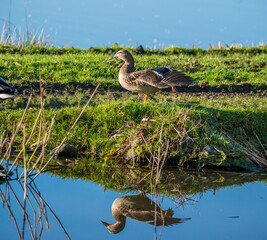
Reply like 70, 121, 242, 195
0, 45, 266, 88
1, 92, 266, 171
0, 45, 266, 172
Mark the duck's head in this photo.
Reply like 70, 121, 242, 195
101, 220, 125, 234
109, 50, 134, 63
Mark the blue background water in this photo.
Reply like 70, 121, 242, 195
1, 172, 267, 240
0, 0, 266, 48
1, 1, 267, 238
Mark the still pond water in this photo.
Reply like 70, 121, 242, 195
0, 162, 267, 240
0, 0, 266, 48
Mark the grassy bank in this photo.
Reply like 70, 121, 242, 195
0, 45, 266, 88
0, 45, 266, 172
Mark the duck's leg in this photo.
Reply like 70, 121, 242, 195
144, 94, 148, 102
172, 86, 177, 93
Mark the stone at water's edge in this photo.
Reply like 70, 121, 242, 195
199, 145, 258, 171
50, 144, 78, 159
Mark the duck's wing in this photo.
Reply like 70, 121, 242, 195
130, 67, 192, 89
126, 210, 189, 227
153, 67, 193, 87
146, 215, 191, 227
129, 69, 170, 88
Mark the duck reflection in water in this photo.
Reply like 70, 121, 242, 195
101, 193, 190, 234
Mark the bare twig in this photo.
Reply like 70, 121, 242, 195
30, 82, 100, 181
1, 94, 32, 165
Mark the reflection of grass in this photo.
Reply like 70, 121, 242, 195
47, 157, 267, 196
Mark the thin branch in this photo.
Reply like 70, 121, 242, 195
30, 82, 100, 181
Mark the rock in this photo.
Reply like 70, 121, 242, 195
199, 145, 226, 167
200, 145, 219, 156
135, 45, 145, 54
199, 145, 258, 171
50, 144, 78, 159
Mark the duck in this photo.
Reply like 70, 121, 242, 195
101, 194, 190, 234
0, 77, 16, 99
110, 50, 193, 101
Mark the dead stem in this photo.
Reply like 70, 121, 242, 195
1, 94, 32, 165
223, 131, 267, 167
25, 107, 42, 145
30, 82, 100, 181
253, 131, 267, 156
1, 175, 70, 240
26, 114, 56, 178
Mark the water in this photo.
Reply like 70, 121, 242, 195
1, 164, 267, 239
0, 0, 266, 48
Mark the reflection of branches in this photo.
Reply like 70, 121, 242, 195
0, 82, 100, 238
0, 187, 22, 239
0, 169, 71, 240
141, 123, 192, 240
30, 178, 71, 239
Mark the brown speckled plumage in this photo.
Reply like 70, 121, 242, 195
101, 194, 188, 234
110, 50, 193, 100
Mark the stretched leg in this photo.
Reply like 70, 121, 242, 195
172, 86, 177, 93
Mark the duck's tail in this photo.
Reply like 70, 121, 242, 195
0, 77, 16, 99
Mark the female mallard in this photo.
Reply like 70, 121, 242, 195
101, 194, 189, 234
110, 49, 193, 101
0, 77, 16, 100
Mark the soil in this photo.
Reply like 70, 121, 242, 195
15, 81, 267, 97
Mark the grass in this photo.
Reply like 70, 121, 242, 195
0, 44, 266, 173
0, 46, 266, 236
1, 91, 266, 171
1, 23, 50, 47
0, 45, 266, 88
0, 31, 266, 239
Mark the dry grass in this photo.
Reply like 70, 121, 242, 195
0, 81, 100, 239
0, 23, 49, 47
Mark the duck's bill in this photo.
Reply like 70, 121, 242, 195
100, 221, 110, 227
109, 56, 117, 59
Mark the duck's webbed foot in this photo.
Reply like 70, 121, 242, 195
144, 94, 149, 102
172, 86, 177, 93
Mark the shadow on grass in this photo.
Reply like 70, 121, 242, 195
15, 82, 267, 96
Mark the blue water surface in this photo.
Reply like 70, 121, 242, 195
0, 0, 266, 48
0, 171, 267, 240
